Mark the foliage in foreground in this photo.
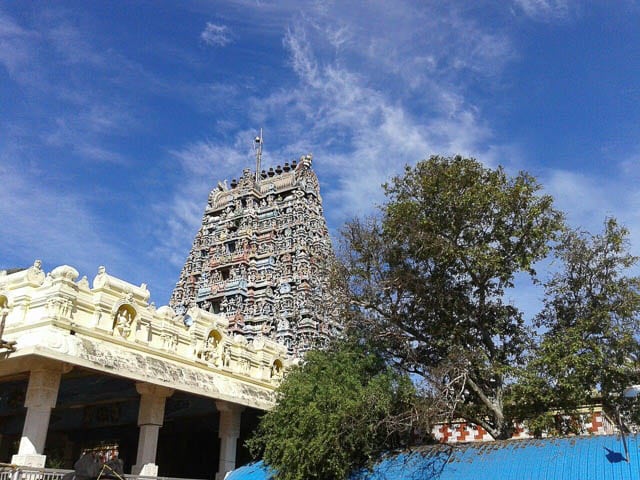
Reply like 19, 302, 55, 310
247, 340, 420, 480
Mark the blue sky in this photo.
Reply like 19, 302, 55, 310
2, 0, 640, 313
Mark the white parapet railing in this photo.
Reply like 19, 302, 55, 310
0, 465, 72, 480
0, 465, 205, 480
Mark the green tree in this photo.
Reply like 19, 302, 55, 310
247, 340, 420, 480
335, 156, 564, 439
513, 218, 640, 433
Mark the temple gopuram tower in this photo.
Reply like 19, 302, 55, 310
170, 152, 340, 355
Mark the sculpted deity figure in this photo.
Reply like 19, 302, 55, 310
114, 306, 133, 338
271, 361, 282, 379
223, 347, 231, 367
261, 322, 274, 336
203, 332, 221, 365
220, 297, 228, 313
277, 316, 290, 332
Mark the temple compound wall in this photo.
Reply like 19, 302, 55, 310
432, 410, 615, 443
170, 155, 341, 356
0, 261, 289, 479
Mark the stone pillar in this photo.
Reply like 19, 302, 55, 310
132, 383, 174, 476
12, 367, 62, 467
215, 401, 244, 480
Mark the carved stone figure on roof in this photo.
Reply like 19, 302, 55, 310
114, 306, 134, 338
223, 347, 231, 367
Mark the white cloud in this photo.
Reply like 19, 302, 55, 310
48, 22, 105, 67
200, 22, 232, 47
263, 20, 495, 224
284, 26, 321, 87
513, 0, 574, 22
0, 9, 147, 166
153, 137, 256, 267
542, 166, 640, 258
170, 138, 253, 177
0, 10, 37, 78
0, 160, 122, 279
42, 104, 136, 164
321, 2, 515, 88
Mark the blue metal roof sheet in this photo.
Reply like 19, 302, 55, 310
227, 435, 640, 480
226, 462, 271, 480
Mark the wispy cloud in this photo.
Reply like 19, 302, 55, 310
257, 15, 496, 223
0, 9, 144, 165
541, 162, 640, 262
48, 22, 106, 67
0, 158, 120, 278
0, 10, 38, 79
153, 137, 256, 267
0, 131, 172, 300
513, 0, 575, 22
41, 103, 138, 164
201, 22, 232, 47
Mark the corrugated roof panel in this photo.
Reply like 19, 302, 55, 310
228, 435, 640, 480
436, 436, 640, 480
225, 462, 272, 480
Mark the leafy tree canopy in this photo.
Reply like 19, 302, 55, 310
247, 340, 420, 480
512, 218, 640, 433
335, 155, 564, 439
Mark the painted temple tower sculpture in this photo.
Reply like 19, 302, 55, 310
169, 151, 341, 355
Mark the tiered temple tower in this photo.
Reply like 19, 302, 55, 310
170, 154, 341, 355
